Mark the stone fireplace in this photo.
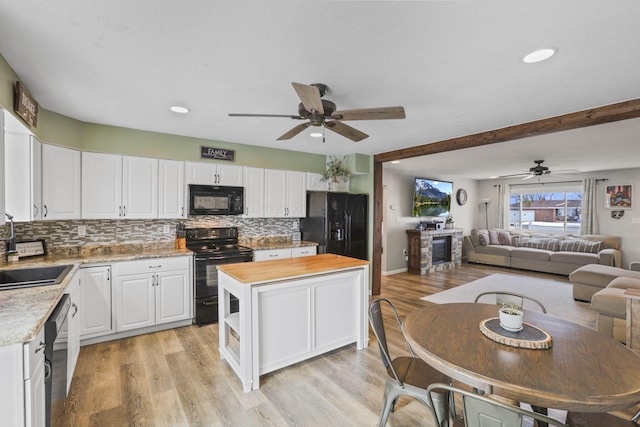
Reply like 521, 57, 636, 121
406, 229, 463, 274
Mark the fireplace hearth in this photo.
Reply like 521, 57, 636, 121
406, 229, 462, 274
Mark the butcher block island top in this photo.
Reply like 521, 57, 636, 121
217, 253, 370, 392
217, 253, 369, 284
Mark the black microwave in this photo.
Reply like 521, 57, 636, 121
189, 185, 244, 215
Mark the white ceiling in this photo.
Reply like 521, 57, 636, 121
1, 1, 639, 178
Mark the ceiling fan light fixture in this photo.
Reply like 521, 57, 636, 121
170, 105, 190, 114
523, 48, 557, 63
310, 132, 323, 138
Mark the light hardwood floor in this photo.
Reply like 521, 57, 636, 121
52, 263, 577, 427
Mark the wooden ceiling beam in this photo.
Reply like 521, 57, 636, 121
374, 98, 640, 163
370, 98, 640, 296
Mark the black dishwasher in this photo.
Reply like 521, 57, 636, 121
44, 294, 71, 426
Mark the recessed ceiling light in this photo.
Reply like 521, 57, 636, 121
310, 132, 323, 138
170, 105, 190, 114
391, 160, 400, 164
523, 48, 557, 63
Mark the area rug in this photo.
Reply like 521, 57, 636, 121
421, 273, 596, 329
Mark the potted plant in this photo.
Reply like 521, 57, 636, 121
499, 302, 524, 331
321, 156, 350, 191
445, 216, 454, 229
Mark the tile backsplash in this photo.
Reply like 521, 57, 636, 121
2, 216, 300, 256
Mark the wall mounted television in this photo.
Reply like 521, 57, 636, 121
411, 177, 453, 217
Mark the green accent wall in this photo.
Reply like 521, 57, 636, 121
82, 124, 326, 172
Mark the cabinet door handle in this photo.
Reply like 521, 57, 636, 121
44, 205, 48, 217
148, 265, 162, 269
34, 205, 39, 216
119, 206, 122, 217
72, 302, 78, 317
35, 341, 46, 354
181, 206, 184, 216
123, 206, 127, 216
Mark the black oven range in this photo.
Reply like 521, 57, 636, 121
186, 226, 253, 325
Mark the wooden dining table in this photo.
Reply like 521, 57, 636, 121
403, 303, 640, 412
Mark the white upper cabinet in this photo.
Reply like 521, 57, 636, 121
4, 126, 42, 222
82, 152, 158, 219
82, 152, 122, 218
286, 170, 306, 217
42, 143, 81, 220
264, 169, 306, 217
307, 172, 328, 192
243, 166, 264, 218
158, 159, 185, 218
185, 161, 243, 186
122, 155, 158, 218
0, 113, 4, 226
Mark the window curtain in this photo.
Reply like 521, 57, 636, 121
496, 184, 509, 229
581, 178, 599, 235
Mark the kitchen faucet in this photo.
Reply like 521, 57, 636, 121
5, 212, 16, 253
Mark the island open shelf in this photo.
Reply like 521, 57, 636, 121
217, 253, 370, 392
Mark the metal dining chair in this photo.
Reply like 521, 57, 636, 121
368, 298, 451, 427
566, 408, 640, 426
474, 291, 547, 313
426, 383, 567, 427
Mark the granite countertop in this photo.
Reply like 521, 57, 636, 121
0, 245, 193, 348
243, 240, 318, 251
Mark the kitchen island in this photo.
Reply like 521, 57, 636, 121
217, 253, 370, 392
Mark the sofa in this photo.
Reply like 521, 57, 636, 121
572, 263, 640, 343
464, 228, 621, 276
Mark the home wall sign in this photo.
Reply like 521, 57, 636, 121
14, 81, 38, 128
200, 146, 235, 162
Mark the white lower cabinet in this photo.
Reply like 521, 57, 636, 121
66, 272, 81, 394
79, 266, 113, 339
115, 257, 191, 332
253, 246, 317, 262
24, 327, 46, 427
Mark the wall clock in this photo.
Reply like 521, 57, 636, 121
456, 188, 468, 206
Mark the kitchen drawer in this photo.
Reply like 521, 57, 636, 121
291, 246, 317, 258
253, 248, 292, 262
116, 256, 190, 276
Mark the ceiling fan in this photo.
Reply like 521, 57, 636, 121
228, 82, 405, 142
498, 160, 581, 180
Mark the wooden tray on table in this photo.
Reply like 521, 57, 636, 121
479, 318, 552, 349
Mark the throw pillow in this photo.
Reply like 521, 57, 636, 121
488, 229, 501, 245
517, 237, 561, 251
497, 231, 512, 246
470, 229, 486, 247
478, 233, 490, 246
560, 239, 602, 254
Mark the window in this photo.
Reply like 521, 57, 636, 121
510, 183, 582, 234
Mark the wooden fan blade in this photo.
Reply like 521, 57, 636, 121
229, 113, 303, 119
277, 123, 311, 140
292, 82, 324, 114
332, 106, 405, 121
325, 121, 368, 142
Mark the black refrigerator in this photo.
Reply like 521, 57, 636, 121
301, 192, 368, 260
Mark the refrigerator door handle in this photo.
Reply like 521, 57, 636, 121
345, 211, 352, 255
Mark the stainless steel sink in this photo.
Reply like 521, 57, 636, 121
0, 265, 74, 290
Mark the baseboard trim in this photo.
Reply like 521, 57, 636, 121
382, 268, 408, 276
